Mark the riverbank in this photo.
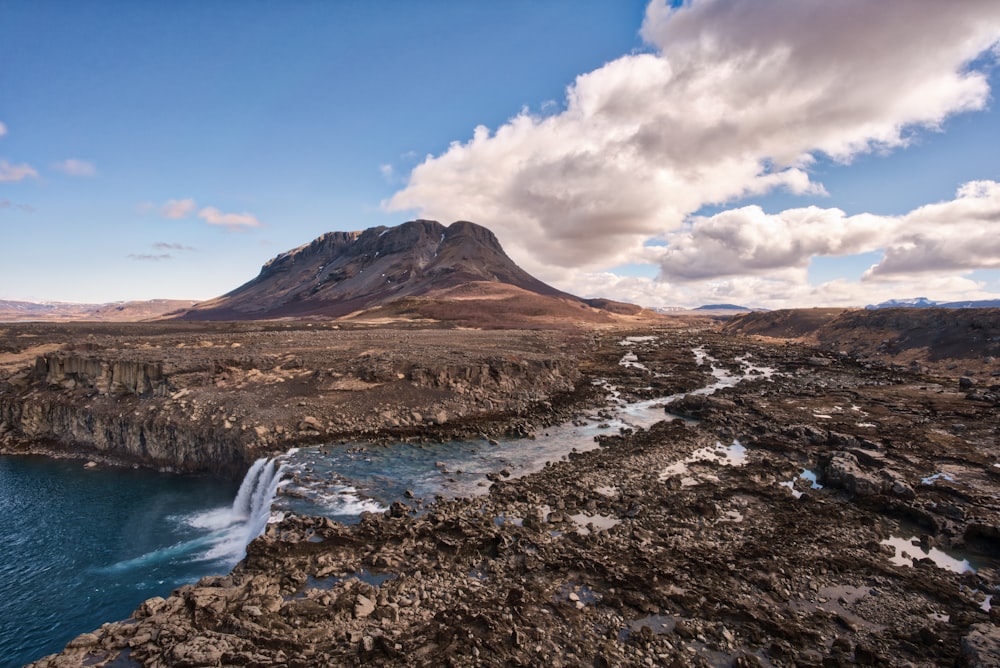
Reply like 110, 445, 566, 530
29, 331, 1000, 666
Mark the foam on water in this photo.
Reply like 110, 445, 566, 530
276, 342, 777, 520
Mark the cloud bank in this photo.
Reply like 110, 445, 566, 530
654, 178, 1000, 283
384, 0, 1000, 306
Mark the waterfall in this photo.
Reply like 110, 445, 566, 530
231, 456, 286, 547
232, 458, 268, 518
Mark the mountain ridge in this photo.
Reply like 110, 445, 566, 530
178, 220, 652, 326
866, 297, 1000, 310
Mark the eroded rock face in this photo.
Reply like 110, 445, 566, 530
0, 325, 588, 476
35, 353, 167, 396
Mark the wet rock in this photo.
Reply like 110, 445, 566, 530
961, 623, 1000, 667
820, 451, 914, 499
822, 452, 884, 496
64, 632, 99, 650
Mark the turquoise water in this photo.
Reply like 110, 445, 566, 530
0, 457, 239, 668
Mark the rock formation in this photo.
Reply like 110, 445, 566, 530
177, 219, 650, 325
0, 324, 591, 476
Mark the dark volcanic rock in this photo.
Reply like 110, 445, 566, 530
178, 220, 620, 322
26, 329, 1000, 667
0, 324, 589, 476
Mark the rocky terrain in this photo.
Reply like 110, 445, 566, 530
724, 307, 1000, 377
0, 321, 610, 478
24, 325, 1000, 667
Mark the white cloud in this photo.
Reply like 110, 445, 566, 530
52, 158, 96, 177
159, 198, 197, 219
0, 121, 7, 137
863, 180, 1000, 277
0, 159, 38, 182
197, 206, 262, 231
655, 206, 890, 281
385, 0, 1000, 282
580, 179, 1000, 307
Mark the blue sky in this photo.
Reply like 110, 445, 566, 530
2, 1, 999, 308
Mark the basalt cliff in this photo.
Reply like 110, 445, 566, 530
0, 324, 594, 477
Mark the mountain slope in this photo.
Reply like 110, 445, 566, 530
179, 220, 651, 325
722, 307, 1000, 372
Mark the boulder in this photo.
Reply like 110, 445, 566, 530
821, 452, 915, 499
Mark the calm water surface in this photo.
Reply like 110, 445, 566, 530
0, 457, 239, 668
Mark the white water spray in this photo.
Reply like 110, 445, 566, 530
232, 457, 286, 547
99, 456, 288, 574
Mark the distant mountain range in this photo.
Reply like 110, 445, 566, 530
653, 304, 765, 314
177, 219, 654, 327
866, 297, 1000, 310
0, 299, 196, 322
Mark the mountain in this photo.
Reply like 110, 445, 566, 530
866, 297, 1000, 310
865, 297, 938, 310
940, 299, 1000, 309
694, 304, 755, 312
178, 220, 654, 326
0, 299, 197, 322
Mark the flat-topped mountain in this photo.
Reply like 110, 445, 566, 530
180, 220, 652, 326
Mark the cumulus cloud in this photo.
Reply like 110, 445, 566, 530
655, 206, 889, 280
0, 159, 38, 182
159, 198, 197, 219
197, 206, 262, 231
657, 180, 1000, 278
638, 179, 1000, 305
385, 0, 1000, 280
864, 180, 1000, 277
51, 158, 96, 177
